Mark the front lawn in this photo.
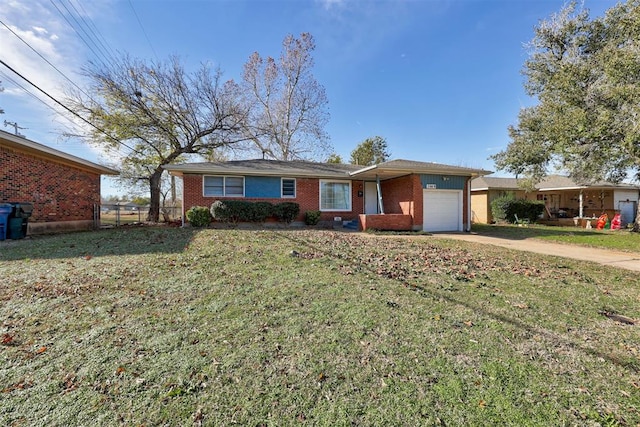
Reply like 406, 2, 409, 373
1, 228, 638, 425
472, 223, 640, 253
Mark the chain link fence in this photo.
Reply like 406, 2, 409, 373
98, 204, 182, 227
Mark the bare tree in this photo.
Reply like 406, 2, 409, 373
66, 55, 246, 222
241, 33, 331, 160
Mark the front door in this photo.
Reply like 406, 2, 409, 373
364, 182, 379, 214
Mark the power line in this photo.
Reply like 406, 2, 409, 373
48, 0, 110, 67
70, 0, 119, 62
0, 18, 93, 101
60, 0, 115, 64
0, 59, 142, 156
0, 69, 121, 156
128, 0, 159, 61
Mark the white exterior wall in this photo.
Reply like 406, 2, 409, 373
614, 190, 639, 205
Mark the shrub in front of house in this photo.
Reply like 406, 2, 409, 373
490, 195, 514, 223
251, 202, 275, 222
211, 200, 277, 223
210, 200, 247, 223
491, 196, 544, 223
186, 206, 212, 227
509, 199, 545, 223
274, 202, 300, 224
304, 210, 321, 226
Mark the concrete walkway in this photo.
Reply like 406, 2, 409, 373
431, 233, 640, 272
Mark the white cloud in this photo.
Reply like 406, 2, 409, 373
317, 0, 345, 10
0, 0, 116, 161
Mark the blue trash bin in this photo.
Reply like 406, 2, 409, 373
0, 203, 12, 240
7, 202, 34, 239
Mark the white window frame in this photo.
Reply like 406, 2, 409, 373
281, 178, 296, 198
203, 175, 245, 197
319, 180, 352, 212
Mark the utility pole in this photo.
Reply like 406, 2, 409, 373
3, 120, 27, 137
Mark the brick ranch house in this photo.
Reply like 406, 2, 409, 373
164, 159, 490, 232
1, 130, 119, 234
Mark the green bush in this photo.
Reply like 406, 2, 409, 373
509, 199, 545, 223
274, 202, 300, 224
186, 206, 212, 227
490, 195, 514, 223
211, 200, 275, 223
251, 202, 274, 222
491, 196, 544, 223
304, 210, 322, 226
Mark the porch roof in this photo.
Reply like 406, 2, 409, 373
349, 159, 491, 180
472, 175, 639, 192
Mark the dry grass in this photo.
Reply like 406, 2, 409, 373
1, 227, 638, 426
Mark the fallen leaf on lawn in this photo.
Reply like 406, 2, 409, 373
84, 255, 92, 260
116, 366, 125, 375
464, 321, 473, 327
478, 400, 486, 408
36, 346, 47, 354
2, 333, 15, 345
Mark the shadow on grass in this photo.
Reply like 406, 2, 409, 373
470, 223, 619, 240
0, 226, 201, 261
280, 230, 640, 374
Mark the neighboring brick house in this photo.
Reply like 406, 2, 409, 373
164, 159, 490, 232
1, 130, 119, 234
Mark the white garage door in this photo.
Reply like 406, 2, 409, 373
423, 190, 463, 232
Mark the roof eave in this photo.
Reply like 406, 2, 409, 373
163, 165, 351, 179
1, 130, 119, 175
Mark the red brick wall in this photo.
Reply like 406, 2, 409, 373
182, 174, 365, 222
1, 146, 101, 222
358, 214, 412, 231
380, 174, 423, 228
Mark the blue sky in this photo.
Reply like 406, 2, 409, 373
1, 0, 617, 196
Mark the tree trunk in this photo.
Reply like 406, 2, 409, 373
633, 202, 640, 233
147, 169, 163, 222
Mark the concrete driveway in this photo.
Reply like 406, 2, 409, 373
431, 232, 640, 272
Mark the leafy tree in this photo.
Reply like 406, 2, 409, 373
492, 0, 640, 231
350, 136, 390, 166
241, 33, 331, 161
326, 153, 343, 164
66, 55, 246, 222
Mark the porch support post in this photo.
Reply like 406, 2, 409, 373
376, 175, 385, 214
579, 189, 584, 218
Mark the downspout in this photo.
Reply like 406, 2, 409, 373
466, 177, 472, 232
376, 175, 384, 214
180, 176, 186, 228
